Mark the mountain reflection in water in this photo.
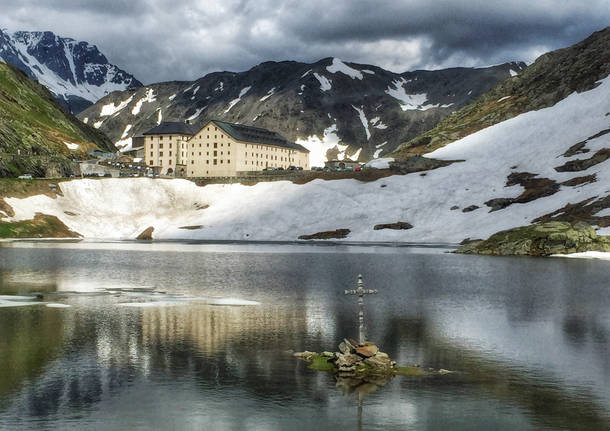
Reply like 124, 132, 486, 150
0, 241, 609, 430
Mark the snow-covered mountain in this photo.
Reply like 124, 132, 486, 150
78, 58, 524, 164
3, 72, 608, 241
4, 28, 608, 242
0, 29, 142, 113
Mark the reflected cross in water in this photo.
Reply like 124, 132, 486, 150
344, 274, 378, 345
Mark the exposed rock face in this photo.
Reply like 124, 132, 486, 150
78, 57, 523, 158
455, 222, 610, 256
392, 26, 610, 157
298, 229, 350, 240
0, 29, 142, 113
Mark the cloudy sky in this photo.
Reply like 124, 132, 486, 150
3, 0, 609, 84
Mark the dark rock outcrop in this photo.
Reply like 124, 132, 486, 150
484, 172, 560, 212
388, 155, 460, 174
373, 222, 413, 230
298, 229, 350, 240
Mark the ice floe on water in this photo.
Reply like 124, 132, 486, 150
0, 294, 71, 308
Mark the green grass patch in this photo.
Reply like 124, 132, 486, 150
0, 214, 81, 238
308, 354, 336, 372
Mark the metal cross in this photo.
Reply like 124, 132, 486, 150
344, 274, 377, 345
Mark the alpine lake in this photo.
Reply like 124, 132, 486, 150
0, 240, 609, 430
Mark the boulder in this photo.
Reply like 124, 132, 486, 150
356, 343, 379, 358
136, 226, 154, 240
364, 355, 394, 370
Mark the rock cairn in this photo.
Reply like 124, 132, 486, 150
294, 338, 396, 376
336, 338, 395, 375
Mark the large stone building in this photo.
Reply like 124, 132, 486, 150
143, 122, 198, 176
143, 120, 309, 177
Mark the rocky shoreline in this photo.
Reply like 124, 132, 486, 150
455, 222, 610, 256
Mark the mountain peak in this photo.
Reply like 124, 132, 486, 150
0, 29, 142, 113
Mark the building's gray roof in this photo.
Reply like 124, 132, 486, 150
143, 122, 198, 136
211, 120, 309, 153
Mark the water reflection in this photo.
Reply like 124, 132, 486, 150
0, 242, 609, 430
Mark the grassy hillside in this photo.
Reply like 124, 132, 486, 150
391, 27, 610, 157
0, 61, 114, 177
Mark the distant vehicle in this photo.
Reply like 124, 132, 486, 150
355, 167, 361, 172
344, 166, 354, 171
17, 174, 32, 179
277, 167, 284, 170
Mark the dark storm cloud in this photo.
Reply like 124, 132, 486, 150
2, 0, 609, 84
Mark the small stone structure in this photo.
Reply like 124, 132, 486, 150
294, 338, 395, 377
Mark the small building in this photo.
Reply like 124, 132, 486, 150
123, 146, 145, 159
143, 122, 198, 175
325, 159, 361, 170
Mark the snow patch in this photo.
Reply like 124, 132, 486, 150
497, 96, 511, 102
552, 251, 610, 261
93, 120, 104, 129
168, 93, 176, 101
64, 142, 80, 151
296, 124, 345, 167
157, 109, 163, 125
260, 87, 276, 102
352, 105, 371, 140
121, 124, 132, 139
132, 89, 156, 115
187, 106, 207, 121
313, 73, 332, 92
364, 158, 394, 169
224, 86, 251, 113
326, 58, 363, 80
100, 95, 134, 117
510, 69, 519, 77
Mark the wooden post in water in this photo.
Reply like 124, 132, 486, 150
344, 274, 377, 345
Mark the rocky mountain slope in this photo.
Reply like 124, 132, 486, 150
0, 29, 142, 113
0, 61, 115, 177
4, 68, 609, 241
78, 58, 524, 166
392, 26, 610, 158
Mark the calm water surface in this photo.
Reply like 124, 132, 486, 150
0, 241, 609, 430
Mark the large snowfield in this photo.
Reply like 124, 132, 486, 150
4, 76, 610, 243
